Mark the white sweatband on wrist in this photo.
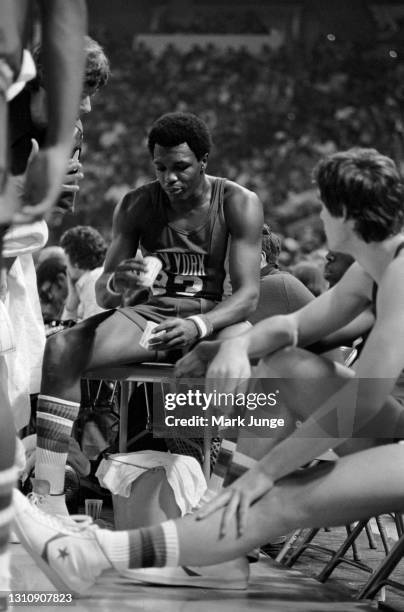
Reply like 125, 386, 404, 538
106, 273, 122, 296
187, 315, 213, 338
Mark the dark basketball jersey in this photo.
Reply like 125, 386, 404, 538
139, 177, 229, 302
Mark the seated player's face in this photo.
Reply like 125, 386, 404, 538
324, 251, 354, 287
38, 274, 68, 323
152, 143, 203, 202
319, 204, 347, 252
30, 85, 95, 129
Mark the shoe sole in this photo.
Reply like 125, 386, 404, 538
123, 568, 248, 590
13, 521, 84, 598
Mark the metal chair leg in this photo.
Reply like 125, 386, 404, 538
318, 520, 371, 582
284, 528, 320, 567
357, 535, 404, 600
364, 522, 377, 550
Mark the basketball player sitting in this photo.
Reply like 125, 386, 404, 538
32, 111, 264, 517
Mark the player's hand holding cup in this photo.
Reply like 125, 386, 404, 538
113, 254, 161, 293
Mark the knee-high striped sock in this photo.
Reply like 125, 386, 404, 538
35, 395, 80, 494
96, 520, 179, 571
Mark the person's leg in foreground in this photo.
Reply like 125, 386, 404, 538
13, 441, 404, 595
0, 394, 17, 610
33, 309, 159, 515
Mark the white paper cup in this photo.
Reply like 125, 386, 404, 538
85, 498, 103, 520
139, 256, 162, 287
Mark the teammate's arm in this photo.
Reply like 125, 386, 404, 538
20, 0, 87, 221
252, 260, 404, 489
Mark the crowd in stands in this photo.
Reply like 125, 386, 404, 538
55, 35, 403, 268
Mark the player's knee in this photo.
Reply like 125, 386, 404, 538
259, 347, 334, 379
44, 329, 80, 372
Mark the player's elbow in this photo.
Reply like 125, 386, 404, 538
95, 277, 110, 309
243, 285, 260, 317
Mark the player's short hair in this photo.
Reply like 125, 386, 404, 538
314, 148, 404, 243
33, 35, 110, 93
60, 226, 107, 271
261, 224, 281, 267
147, 112, 212, 160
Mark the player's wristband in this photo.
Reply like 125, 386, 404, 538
186, 315, 214, 339
106, 273, 122, 296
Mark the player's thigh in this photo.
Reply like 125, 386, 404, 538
83, 310, 158, 370
46, 309, 155, 373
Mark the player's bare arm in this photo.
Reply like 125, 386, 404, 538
21, 0, 87, 221
95, 190, 146, 308
202, 180, 263, 330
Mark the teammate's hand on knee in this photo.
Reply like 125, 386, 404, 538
148, 318, 199, 349
205, 339, 251, 396
175, 340, 222, 377
196, 467, 274, 537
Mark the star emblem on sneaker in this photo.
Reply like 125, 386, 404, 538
58, 547, 69, 560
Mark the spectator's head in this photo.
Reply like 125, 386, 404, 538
60, 225, 107, 281
36, 257, 68, 322
315, 148, 404, 244
324, 250, 355, 287
292, 261, 327, 297
36, 246, 67, 268
261, 224, 281, 270
32, 35, 110, 119
148, 112, 212, 202
147, 112, 212, 161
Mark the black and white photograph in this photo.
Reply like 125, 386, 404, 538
2, 1, 404, 610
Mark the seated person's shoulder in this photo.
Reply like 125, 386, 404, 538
270, 270, 314, 299
221, 179, 262, 231
222, 178, 259, 204
252, 271, 313, 321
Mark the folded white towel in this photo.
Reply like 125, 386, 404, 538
97, 450, 207, 516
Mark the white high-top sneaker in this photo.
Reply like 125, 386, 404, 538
13, 490, 110, 597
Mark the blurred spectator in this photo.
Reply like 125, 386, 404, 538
249, 225, 314, 324
324, 250, 355, 287
60, 225, 107, 321
78, 37, 404, 250
292, 260, 327, 297
36, 257, 68, 325
35, 246, 67, 267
